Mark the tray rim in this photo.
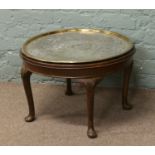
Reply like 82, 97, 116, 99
21, 28, 134, 64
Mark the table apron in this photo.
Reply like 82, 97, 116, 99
23, 56, 133, 79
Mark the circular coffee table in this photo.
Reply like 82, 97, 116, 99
20, 28, 135, 138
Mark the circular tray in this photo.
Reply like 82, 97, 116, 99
21, 28, 134, 63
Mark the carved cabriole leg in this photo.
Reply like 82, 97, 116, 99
122, 62, 133, 110
81, 78, 101, 138
65, 78, 74, 96
21, 65, 35, 122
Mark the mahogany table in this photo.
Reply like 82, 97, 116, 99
20, 28, 135, 138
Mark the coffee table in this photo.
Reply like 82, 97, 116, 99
20, 28, 135, 138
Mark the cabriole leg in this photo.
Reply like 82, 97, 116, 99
82, 78, 101, 138
122, 62, 133, 110
21, 65, 35, 122
65, 78, 74, 96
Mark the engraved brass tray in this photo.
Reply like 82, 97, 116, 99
21, 28, 134, 63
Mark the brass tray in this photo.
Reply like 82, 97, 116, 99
21, 28, 134, 63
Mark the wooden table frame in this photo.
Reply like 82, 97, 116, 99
20, 45, 135, 138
